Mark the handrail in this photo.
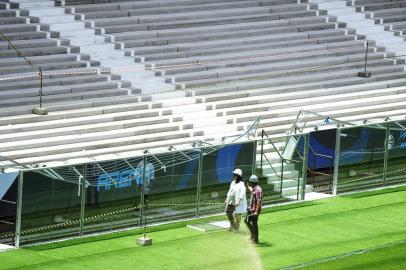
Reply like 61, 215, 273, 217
0, 154, 30, 170
308, 145, 334, 160
282, 158, 302, 164
262, 152, 279, 177
222, 116, 260, 143
300, 110, 354, 126
261, 129, 283, 160
260, 130, 281, 178
287, 109, 356, 136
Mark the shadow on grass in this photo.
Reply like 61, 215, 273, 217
255, 241, 272, 248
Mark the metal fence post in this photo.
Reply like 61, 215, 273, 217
79, 164, 87, 236
14, 171, 24, 247
332, 127, 342, 195
139, 155, 147, 227
195, 149, 203, 217
383, 122, 390, 186
252, 141, 257, 176
281, 160, 284, 197
301, 134, 309, 200
260, 130, 264, 171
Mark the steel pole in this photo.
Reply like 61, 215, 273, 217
195, 149, 203, 217
332, 128, 342, 195
14, 171, 24, 247
301, 134, 309, 200
383, 123, 390, 186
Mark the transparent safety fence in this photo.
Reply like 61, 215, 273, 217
144, 149, 199, 224
306, 130, 335, 195
199, 142, 255, 216
20, 166, 83, 244
7, 118, 406, 245
83, 158, 142, 235
387, 121, 406, 185
337, 125, 386, 193
0, 172, 18, 245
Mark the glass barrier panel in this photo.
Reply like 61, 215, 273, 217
20, 167, 82, 244
200, 142, 255, 216
144, 149, 199, 224
0, 172, 18, 245
387, 121, 406, 186
83, 158, 142, 235
337, 125, 386, 193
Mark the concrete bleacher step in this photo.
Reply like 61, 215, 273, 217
3, 135, 206, 167
176, 62, 404, 89
0, 88, 129, 107
23, 7, 66, 17
0, 98, 165, 125
0, 80, 123, 99
0, 129, 197, 160
113, 16, 329, 42
172, 56, 392, 83
208, 82, 406, 113
0, 30, 47, 40
0, 73, 110, 90
0, 114, 174, 140
0, 60, 89, 75
101, 10, 319, 34
311, 0, 406, 56
221, 85, 406, 117
241, 94, 406, 127
11, 0, 54, 9
122, 23, 339, 51
0, 121, 188, 152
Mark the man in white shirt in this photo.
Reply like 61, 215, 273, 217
225, 168, 247, 232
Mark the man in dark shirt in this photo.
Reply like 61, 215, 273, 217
244, 175, 263, 244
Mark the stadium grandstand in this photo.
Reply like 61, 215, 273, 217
0, 1, 405, 268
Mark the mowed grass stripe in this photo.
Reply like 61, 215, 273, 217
299, 240, 406, 270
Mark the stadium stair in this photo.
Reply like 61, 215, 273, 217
4, 0, 174, 94
0, 1, 135, 111
309, 0, 406, 58
350, 0, 406, 45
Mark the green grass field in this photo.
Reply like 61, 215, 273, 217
1, 186, 405, 270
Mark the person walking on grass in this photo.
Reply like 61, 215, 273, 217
245, 175, 263, 244
225, 168, 247, 232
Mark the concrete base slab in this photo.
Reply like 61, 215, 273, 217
32, 106, 48, 115
358, 71, 372, 78
208, 220, 230, 229
0, 244, 15, 252
137, 236, 152, 246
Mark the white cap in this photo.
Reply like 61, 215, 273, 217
232, 168, 242, 177
249, 175, 258, 183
